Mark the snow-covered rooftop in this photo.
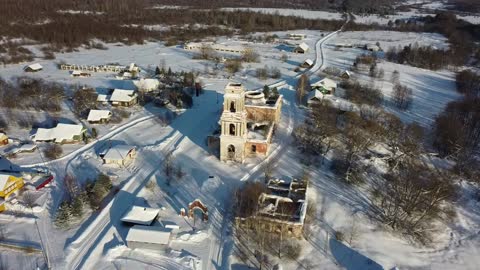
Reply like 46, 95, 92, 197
97, 94, 109, 102
110, 89, 137, 102
126, 225, 171, 245
297, 42, 309, 51
87, 110, 111, 122
24, 63, 43, 71
304, 59, 314, 66
311, 77, 337, 90
103, 145, 135, 161
121, 206, 159, 225
0, 174, 11, 189
33, 123, 85, 142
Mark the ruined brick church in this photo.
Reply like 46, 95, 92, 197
219, 82, 282, 163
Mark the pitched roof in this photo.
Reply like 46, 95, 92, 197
126, 225, 171, 245
311, 78, 337, 90
0, 174, 11, 190
303, 59, 314, 66
297, 42, 309, 51
87, 110, 111, 122
110, 89, 137, 102
97, 94, 109, 102
24, 63, 43, 71
307, 89, 323, 102
121, 206, 159, 225
34, 123, 85, 142
103, 145, 135, 161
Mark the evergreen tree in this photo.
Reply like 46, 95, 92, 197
155, 66, 161, 76
263, 85, 270, 98
71, 196, 84, 217
272, 87, 279, 98
55, 201, 71, 228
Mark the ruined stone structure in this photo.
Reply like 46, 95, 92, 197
219, 82, 282, 163
235, 178, 308, 238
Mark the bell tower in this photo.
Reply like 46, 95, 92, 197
220, 82, 247, 162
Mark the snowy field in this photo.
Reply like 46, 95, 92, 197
224, 6, 480, 25
321, 30, 459, 126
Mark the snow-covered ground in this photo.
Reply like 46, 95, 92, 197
321, 30, 459, 126
0, 13, 479, 269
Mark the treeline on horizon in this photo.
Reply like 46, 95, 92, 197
0, 0, 344, 51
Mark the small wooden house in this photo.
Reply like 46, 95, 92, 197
87, 110, 112, 124
33, 123, 86, 144
110, 89, 138, 107
311, 78, 337, 95
293, 42, 309, 54
0, 174, 24, 199
341, 70, 351, 79
102, 145, 136, 166
301, 59, 314, 68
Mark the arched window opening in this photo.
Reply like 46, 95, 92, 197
229, 124, 236, 136
230, 101, 236, 112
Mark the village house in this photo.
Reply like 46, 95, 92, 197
293, 42, 309, 54
24, 63, 43, 72
101, 144, 136, 166
311, 77, 337, 95
87, 109, 112, 124
0, 132, 8, 146
306, 89, 324, 106
0, 173, 25, 212
121, 206, 160, 226
110, 89, 138, 107
301, 59, 314, 68
0, 173, 24, 198
236, 178, 308, 238
218, 82, 282, 163
33, 123, 86, 144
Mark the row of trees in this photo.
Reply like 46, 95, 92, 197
385, 44, 454, 70
0, 2, 344, 52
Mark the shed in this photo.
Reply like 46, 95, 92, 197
293, 42, 309, 54
102, 144, 136, 166
121, 206, 160, 225
341, 70, 351, 79
110, 89, 138, 107
301, 59, 314, 68
87, 110, 112, 124
126, 225, 172, 250
24, 63, 43, 72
